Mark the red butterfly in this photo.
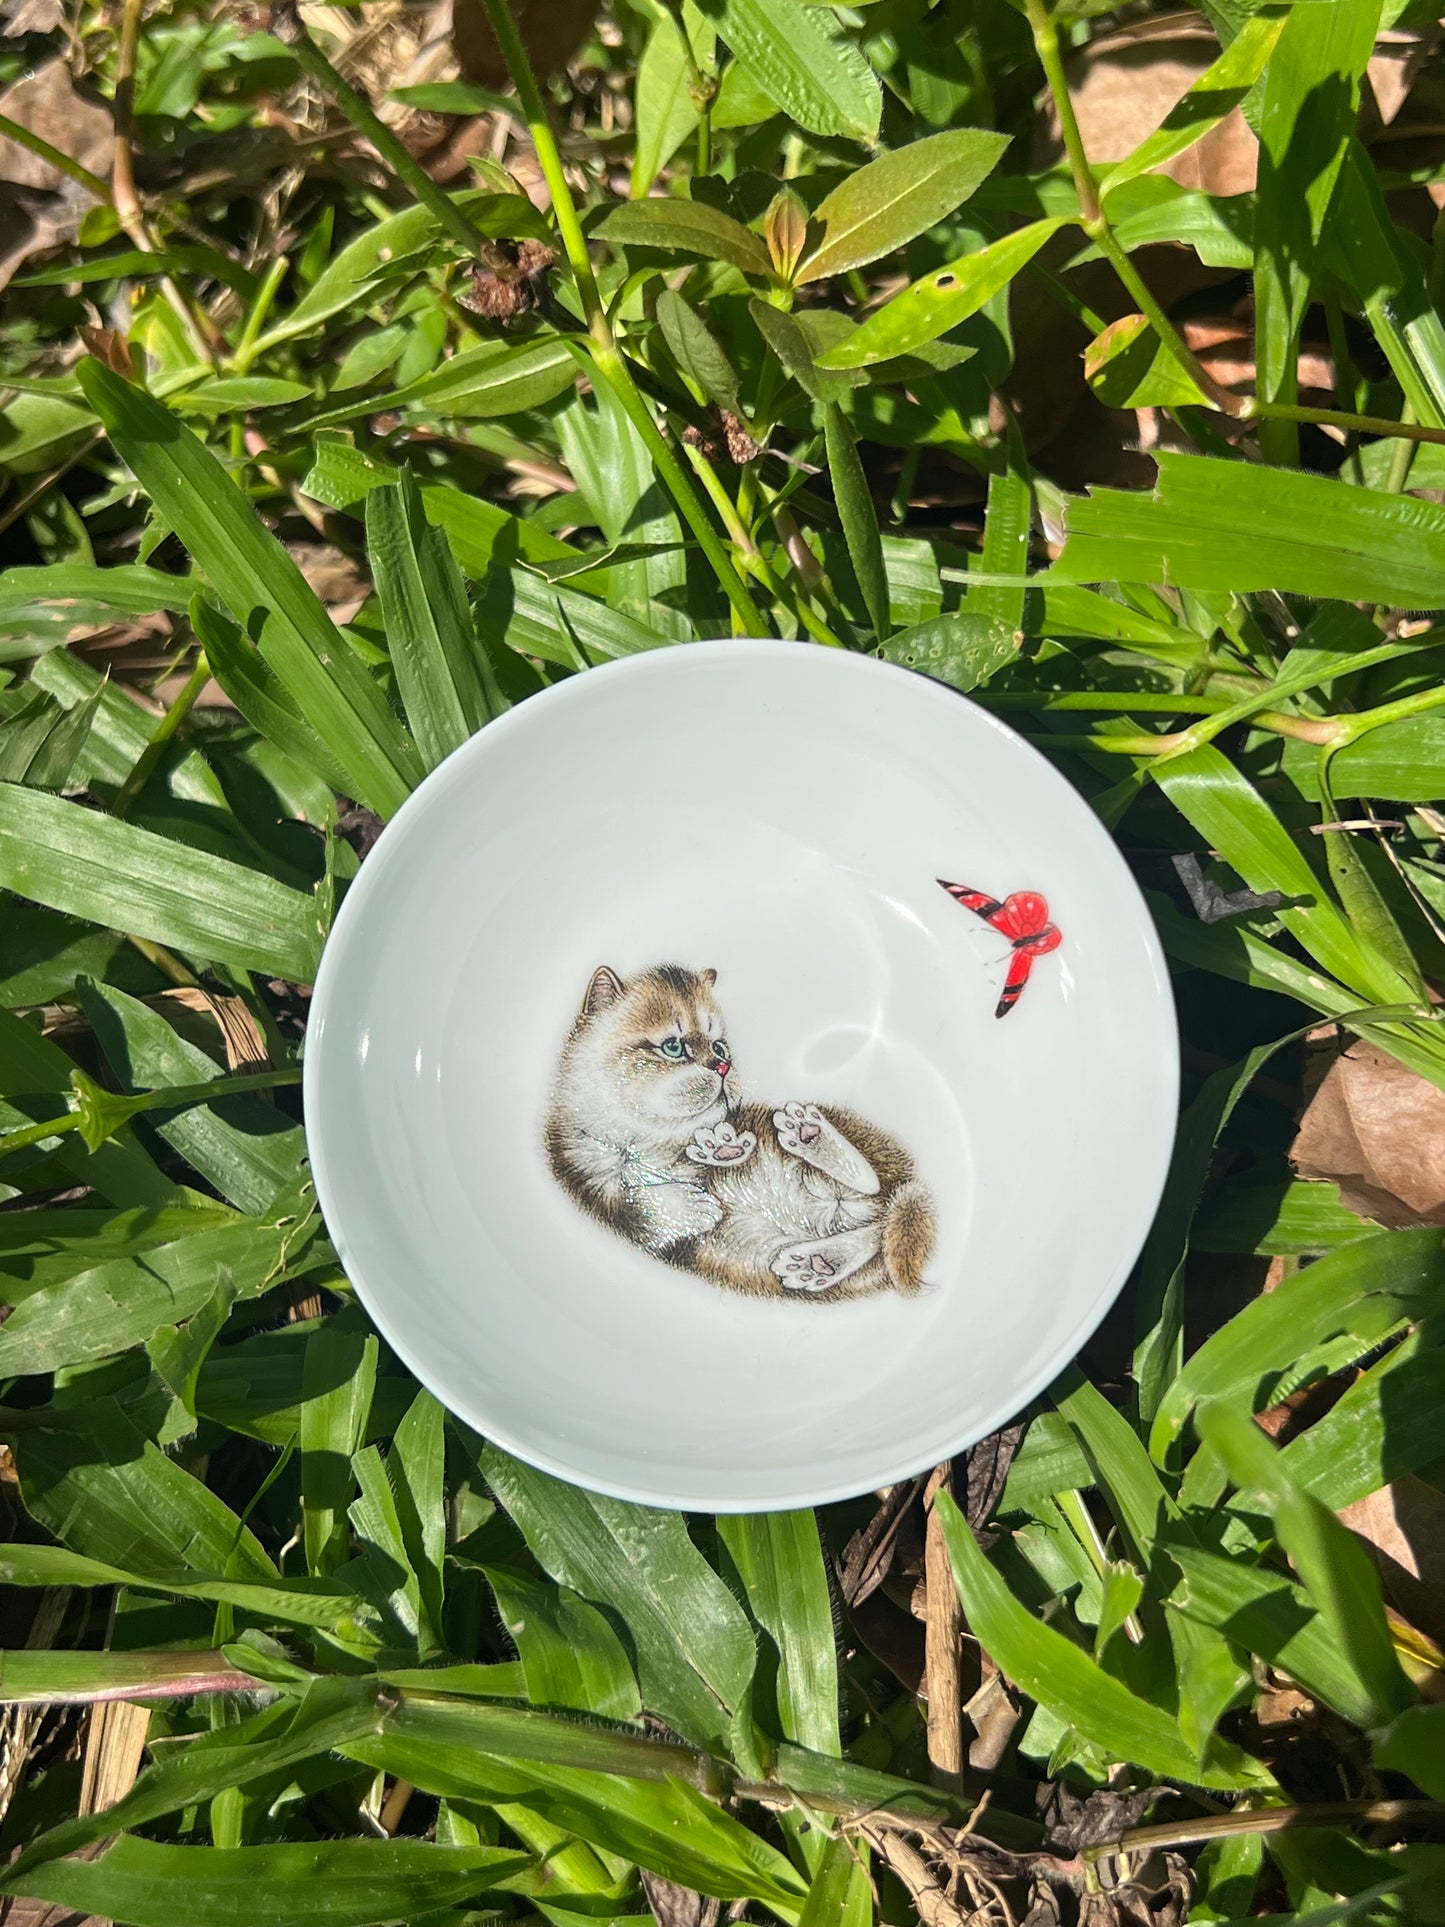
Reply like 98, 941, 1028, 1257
938, 881, 1062, 1018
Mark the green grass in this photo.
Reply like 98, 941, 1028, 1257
0, 0, 1443, 1921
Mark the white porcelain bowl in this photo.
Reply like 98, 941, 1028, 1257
304, 640, 1177, 1512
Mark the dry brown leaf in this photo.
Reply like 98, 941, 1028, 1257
1340, 1476, 1445, 1647
0, 60, 111, 191
1033, 12, 1257, 195
452, 0, 595, 88
1291, 1035, 1445, 1226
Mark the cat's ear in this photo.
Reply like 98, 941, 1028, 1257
583, 965, 626, 1016
699, 968, 717, 989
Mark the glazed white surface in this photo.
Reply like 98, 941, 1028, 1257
304, 639, 1178, 1510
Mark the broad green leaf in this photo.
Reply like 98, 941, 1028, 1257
1147, 891, 1445, 1089
937, 1490, 1269, 1788
824, 402, 889, 640
0, 1203, 235, 1305
971, 466, 1031, 633
77, 978, 305, 1214
1053, 1372, 1248, 1753
0, 561, 193, 619
1135, 1028, 1307, 1423
301, 1319, 378, 1576
0, 1002, 178, 1209
1168, 1543, 1394, 1732
1094, 1561, 1144, 1659
601, 198, 771, 276
486, 1566, 641, 1720
0, 1209, 317, 1377
481, 1446, 756, 1753
1084, 313, 1208, 409
350, 1441, 422, 1640
171, 376, 312, 415
1375, 1704, 1445, 1798
1194, 1178, 1369, 1256
148, 1265, 239, 1437
0, 1542, 362, 1632
307, 337, 577, 429
998, 1411, 1094, 1512
0, 783, 324, 983
1300, 714, 1445, 806
882, 609, 1018, 692
1277, 1330, 1445, 1513
797, 128, 1010, 284
697, 0, 881, 140
193, 597, 348, 793
76, 361, 421, 818
750, 299, 854, 404
1059, 451, 1445, 607
797, 1832, 870, 1927
1331, 142, 1445, 429
257, 199, 485, 349
1196, 1401, 1415, 1730
712, 56, 779, 128
473, 562, 671, 665
367, 468, 493, 768
6, 1678, 387, 1878
13, 1396, 276, 1578
1098, 12, 1285, 197
1149, 1227, 1443, 1457
1253, 0, 1378, 462
1150, 742, 1415, 1007
632, 14, 703, 197
718, 1512, 840, 1756
0, 1646, 248, 1703
816, 219, 1069, 369
657, 288, 740, 412
0, 391, 97, 474
345, 1695, 808, 1913
391, 1388, 448, 1660
1, 1835, 528, 1927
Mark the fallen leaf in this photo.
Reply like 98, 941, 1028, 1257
1291, 1035, 1445, 1226
1339, 1476, 1445, 1647
0, 58, 112, 192
1032, 13, 1257, 195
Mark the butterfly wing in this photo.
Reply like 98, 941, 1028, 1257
996, 946, 1035, 1018
937, 880, 1005, 927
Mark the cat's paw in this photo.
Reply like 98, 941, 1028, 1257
773, 1241, 841, 1292
773, 1101, 880, 1195
686, 1121, 756, 1167
772, 1100, 827, 1154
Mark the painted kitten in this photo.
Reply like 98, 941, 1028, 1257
545, 963, 934, 1301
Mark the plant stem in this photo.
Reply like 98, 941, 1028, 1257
112, 0, 221, 364
0, 1068, 302, 1159
1024, 0, 1097, 225
281, 18, 486, 258
0, 111, 111, 200
1023, 0, 1241, 418
230, 258, 290, 374
478, 0, 765, 632
1244, 396, 1445, 449
477, 0, 603, 328
111, 650, 210, 819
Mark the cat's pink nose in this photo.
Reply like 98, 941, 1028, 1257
715, 1060, 730, 1078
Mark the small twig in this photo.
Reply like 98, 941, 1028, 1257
923, 1464, 965, 1792
1310, 819, 1404, 835
1082, 1798, 1445, 1866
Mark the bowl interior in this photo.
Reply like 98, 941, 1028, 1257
305, 641, 1178, 1511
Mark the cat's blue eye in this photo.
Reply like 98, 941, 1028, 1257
658, 1037, 686, 1059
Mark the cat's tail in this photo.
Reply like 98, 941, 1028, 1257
881, 1181, 933, 1295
